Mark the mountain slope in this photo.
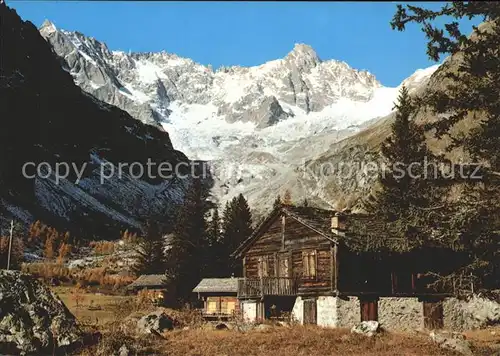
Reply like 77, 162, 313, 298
0, 4, 193, 238
304, 38, 486, 212
39, 19, 439, 214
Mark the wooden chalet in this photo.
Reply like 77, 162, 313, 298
231, 205, 465, 327
193, 278, 239, 320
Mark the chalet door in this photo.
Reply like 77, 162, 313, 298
360, 299, 378, 322
423, 301, 444, 329
303, 298, 317, 325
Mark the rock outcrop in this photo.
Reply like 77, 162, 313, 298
40, 25, 384, 129
351, 321, 380, 337
136, 310, 175, 335
0, 3, 193, 237
430, 330, 473, 356
0, 270, 82, 355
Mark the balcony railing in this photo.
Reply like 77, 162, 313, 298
200, 309, 236, 319
237, 277, 298, 298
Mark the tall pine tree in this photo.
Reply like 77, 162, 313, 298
131, 220, 165, 276
390, 2, 500, 291
220, 194, 253, 276
374, 86, 431, 218
205, 207, 223, 277
364, 86, 433, 250
166, 178, 210, 301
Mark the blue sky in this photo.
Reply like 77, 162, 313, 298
10, 1, 479, 87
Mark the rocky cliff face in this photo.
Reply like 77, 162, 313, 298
0, 4, 193, 237
38, 18, 441, 216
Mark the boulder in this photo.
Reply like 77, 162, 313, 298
350, 321, 380, 337
136, 310, 174, 335
0, 270, 83, 355
215, 323, 229, 330
430, 330, 473, 356
118, 344, 130, 356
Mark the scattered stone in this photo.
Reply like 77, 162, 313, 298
430, 330, 473, 356
215, 323, 229, 330
0, 270, 83, 355
118, 344, 130, 356
136, 310, 174, 335
350, 321, 380, 337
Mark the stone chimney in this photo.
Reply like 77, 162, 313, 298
331, 212, 346, 237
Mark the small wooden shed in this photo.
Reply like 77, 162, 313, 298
126, 274, 170, 305
193, 278, 239, 319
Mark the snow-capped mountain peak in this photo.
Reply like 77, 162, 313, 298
285, 43, 321, 70
39, 21, 440, 213
39, 19, 57, 37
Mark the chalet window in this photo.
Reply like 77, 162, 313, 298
258, 256, 269, 277
278, 254, 290, 277
207, 300, 217, 314
302, 250, 317, 279
221, 300, 235, 314
391, 271, 416, 294
226, 301, 236, 314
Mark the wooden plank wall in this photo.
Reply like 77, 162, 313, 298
243, 214, 335, 291
206, 296, 240, 314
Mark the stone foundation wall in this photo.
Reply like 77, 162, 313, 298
293, 296, 359, 327
442, 297, 487, 331
241, 300, 258, 323
292, 297, 304, 324
378, 297, 423, 331
335, 296, 360, 328
317, 296, 337, 327
285, 295, 499, 331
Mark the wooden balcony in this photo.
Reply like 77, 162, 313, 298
200, 310, 236, 320
237, 277, 298, 298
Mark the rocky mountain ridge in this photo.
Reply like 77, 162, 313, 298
39, 19, 440, 214
0, 5, 193, 237
40, 20, 387, 127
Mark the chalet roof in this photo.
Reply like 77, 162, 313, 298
232, 204, 453, 257
192, 278, 238, 293
232, 205, 340, 258
126, 274, 168, 290
284, 206, 337, 237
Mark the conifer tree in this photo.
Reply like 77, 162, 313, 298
364, 86, 434, 250
220, 194, 253, 276
166, 178, 209, 301
131, 220, 165, 276
207, 208, 220, 248
205, 207, 223, 277
390, 2, 500, 291
371, 86, 431, 219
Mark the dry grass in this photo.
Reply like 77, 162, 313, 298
50, 289, 500, 356
158, 326, 458, 356
463, 327, 500, 354
25, 263, 135, 292
53, 286, 135, 325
